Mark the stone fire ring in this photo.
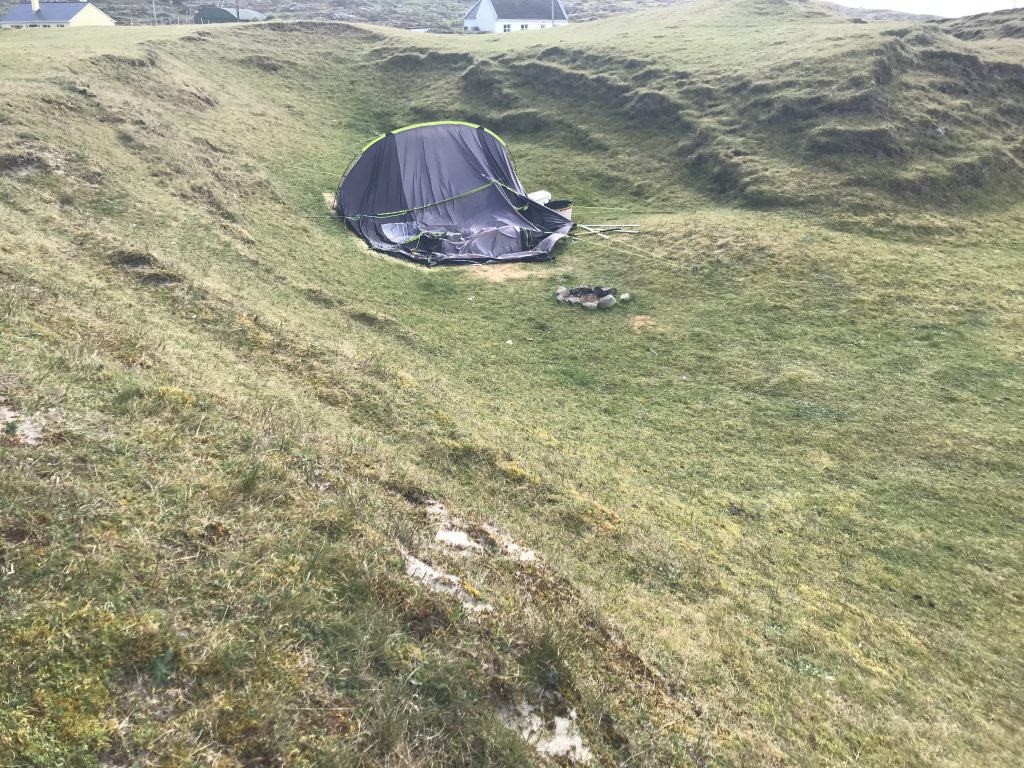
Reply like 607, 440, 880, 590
555, 286, 631, 310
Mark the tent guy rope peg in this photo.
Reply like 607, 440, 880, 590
578, 224, 611, 240
576, 223, 640, 237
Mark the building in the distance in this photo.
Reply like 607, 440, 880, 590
0, 1, 115, 29
193, 7, 267, 24
464, 0, 568, 33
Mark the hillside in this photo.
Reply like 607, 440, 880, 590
2, 1, 1023, 766
826, 3, 937, 22
941, 6, 1024, 38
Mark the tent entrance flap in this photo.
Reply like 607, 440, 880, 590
336, 122, 574, 266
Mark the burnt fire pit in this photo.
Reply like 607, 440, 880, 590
555, 286, 632, 310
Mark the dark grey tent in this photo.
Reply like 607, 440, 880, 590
336, 121, 573, 266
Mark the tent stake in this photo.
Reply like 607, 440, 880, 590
578, 224, 611, 239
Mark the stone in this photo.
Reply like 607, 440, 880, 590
620, 293, 631, 302
566, 296, 582, 306
556, 286, 569, 296
582, 301, 599, 311
597, 295, 616, 309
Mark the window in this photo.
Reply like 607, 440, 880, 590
541, 24, 546, 28
521, 24, 529, 30
502, 23, 511, 32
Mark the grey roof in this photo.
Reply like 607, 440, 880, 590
1, 2, 90, 24
464, 0, 482, 20
194, 6, 266, 21
221, 7, 265, 21
489, 0, 566, 21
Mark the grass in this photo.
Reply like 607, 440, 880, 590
1, 1, 1023, 765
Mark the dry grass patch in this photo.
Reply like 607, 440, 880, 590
630, 314, 658, 332
466, 262, 549, 282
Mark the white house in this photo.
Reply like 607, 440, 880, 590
0, 1, 115, 28
464, 0, 568, 33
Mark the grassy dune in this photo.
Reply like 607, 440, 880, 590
2, 1, 1023, 765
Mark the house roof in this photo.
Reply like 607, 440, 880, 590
193, 6, 266, 20
197, 6, 265, 20
489, 0, 566, 21
220, 7, 265, 20
1, 2, 90, 24
464, 0, 483, 19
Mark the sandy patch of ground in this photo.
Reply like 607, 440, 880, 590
477, 524, 538, 562
406, 501, 585, 760
435, 529, 485, 551
425, 501, 539, 563
402, 500, 542, 612
467, 263, 544, 283
322, 191, 337, 212
499, 697, 593, 764
403, 551, 493, 612
1, 405, 47, 446
631, 315, 658, 332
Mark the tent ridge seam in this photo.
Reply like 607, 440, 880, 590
345, 182, 496, 221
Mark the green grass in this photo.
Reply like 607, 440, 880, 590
2, 2, 1023, 765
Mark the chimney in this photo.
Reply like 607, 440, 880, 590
31, 0, 39, 12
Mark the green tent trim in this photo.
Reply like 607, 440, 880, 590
360, 121, 507, 153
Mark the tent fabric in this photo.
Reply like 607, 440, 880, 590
336, 122, 573, 266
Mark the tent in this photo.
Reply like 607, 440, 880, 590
336, 121, 574, 266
